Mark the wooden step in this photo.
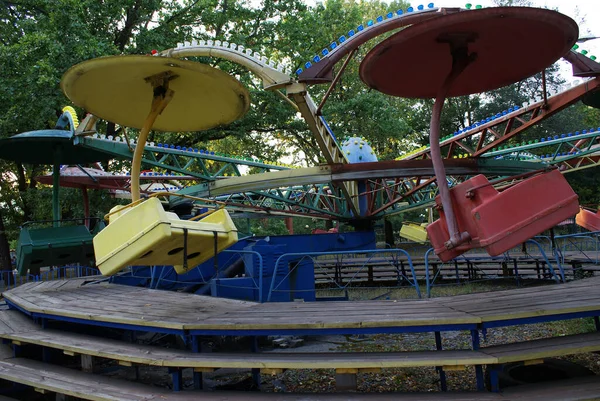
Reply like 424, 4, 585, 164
3, 309, 600, 373
1, 357, 600, 400
0, 311, 492, 369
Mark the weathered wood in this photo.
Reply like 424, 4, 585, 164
335, 372, 357, 391
7, 277, 600, 335
81, 354, 94, 373
1, 356, 600, 400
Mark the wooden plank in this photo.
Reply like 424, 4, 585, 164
261, 368, 285, 375
0, 318, 494, 369
441, 365, 466, 371
336, 368, 358, 374
482, 332, 600, 364
81, 354, 94, 373
0, 357, 508, 400
359, 368, 382, 374
523, 359, 544, 366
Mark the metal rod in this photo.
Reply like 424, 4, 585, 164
316, 49, 358, 116
542, 69, 548, 108
430, 66, 470, 249
131, 90, 174, 202
52, 162, 61, 228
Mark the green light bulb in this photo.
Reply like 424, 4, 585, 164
475, 4, 482, 9
465, 3, 472, 9
581, 49, 588, 55
591, 55, 597, 61
573, 44, 579, 50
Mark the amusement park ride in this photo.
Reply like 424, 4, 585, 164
3, 3, 600, 397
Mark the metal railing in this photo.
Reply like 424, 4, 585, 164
1, 265, 101, 291
267, 249, 421, 301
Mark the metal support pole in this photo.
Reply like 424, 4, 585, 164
471, 329, 485, 391
52, 162, 61, 227
251, 336, 261, 389
489, 364, 502, 392
42, 347, 52, 363
169, 367, 183, 392
434, 331, 447, 391
192, 336, 203, 390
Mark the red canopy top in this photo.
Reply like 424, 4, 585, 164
360, 7, 578, 98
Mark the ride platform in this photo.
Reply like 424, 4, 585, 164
3, 277, 600, 398
5, 276, 600, 336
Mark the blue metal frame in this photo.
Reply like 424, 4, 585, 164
189, 323, 476, 337
267, 248, 420, 301
425, 238, 566, 297
555, 231, 600, 266
481, 309, 600, 329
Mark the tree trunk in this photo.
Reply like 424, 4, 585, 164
0, 208, 13, 272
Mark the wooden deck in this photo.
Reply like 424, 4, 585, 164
2, 309, 600, 371
5, 276, 600, 335
0, 356, 599, 400
3, 279, 600, 399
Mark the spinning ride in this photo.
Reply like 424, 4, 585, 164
360, 7, 580, 261
61, 55, 247, 275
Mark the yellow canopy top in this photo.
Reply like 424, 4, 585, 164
61, 55, 250, 132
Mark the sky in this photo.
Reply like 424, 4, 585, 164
301, 0, 600, 84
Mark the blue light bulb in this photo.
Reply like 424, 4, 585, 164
367, 20, 374, 27
387, 12, 393, 18
321, 48, 329, 56
397, 9, 404, 15
330, 42, 337, 50
428, 2, 434, 7
339, 35, 346, 43
418, 5, 424, 10
348, 29, 355, 36
357, 24, 364, 31
376, 16, 383, 22
407, 6, 414, 12
313, 55, 321, 62
304, 61, 312, 68
295, 68, 303, 74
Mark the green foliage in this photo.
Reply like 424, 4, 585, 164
0, 0, 598, 254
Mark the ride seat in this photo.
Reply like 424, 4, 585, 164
400, 222, 429, 243
93, 198, 238, 276
16, 225, 95, 276
427, 170, 579, 262
575, 208, 600, 232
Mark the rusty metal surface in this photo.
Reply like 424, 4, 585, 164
360, 7, 578, 98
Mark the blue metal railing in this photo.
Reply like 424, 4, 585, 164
425, 239, 565, 298
267, 248, 420, 301
2, 265, 101, 291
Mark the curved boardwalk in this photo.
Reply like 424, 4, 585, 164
3, 278, 600, 399
4, 277, 600, 335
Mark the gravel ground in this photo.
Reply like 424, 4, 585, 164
252, 319, 600, 393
